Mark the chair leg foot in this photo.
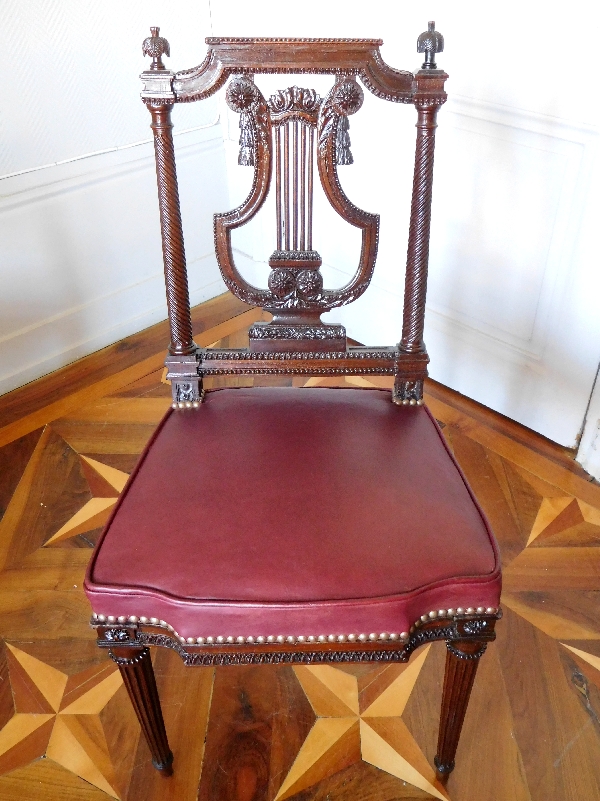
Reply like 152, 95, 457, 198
434, 639, 487, 780
109, 645, 173, 776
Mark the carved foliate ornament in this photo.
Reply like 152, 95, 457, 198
143, 27, 171, 71
268, 86, 322, 125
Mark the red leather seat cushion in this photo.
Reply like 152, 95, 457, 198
85, 388, 501, 639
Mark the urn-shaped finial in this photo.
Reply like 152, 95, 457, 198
142, 26, 171, 71
417, 21, 444, 70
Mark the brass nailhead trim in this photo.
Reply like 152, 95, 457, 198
92, 605, 499, 646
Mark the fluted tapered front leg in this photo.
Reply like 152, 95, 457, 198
110, 646, 173, 776
434, 639, 487, 781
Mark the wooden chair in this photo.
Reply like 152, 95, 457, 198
84, 23, 502, 786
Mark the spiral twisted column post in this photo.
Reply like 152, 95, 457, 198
147, 101, 194, 356
394, 65, 447, 404
140, 33, 202, 407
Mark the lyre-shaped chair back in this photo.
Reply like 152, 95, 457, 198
218, 72, 378, 353
139, 29, 447, 405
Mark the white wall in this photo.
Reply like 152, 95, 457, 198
214, 0, 600, 454
0, 1, 228, 396
3, 0, 600, 468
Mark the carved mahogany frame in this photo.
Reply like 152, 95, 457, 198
94, 608, 500, 782
140, 34, 447, 405
109, 24, 492, 786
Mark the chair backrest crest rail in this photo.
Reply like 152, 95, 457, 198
140, 27, 447, 405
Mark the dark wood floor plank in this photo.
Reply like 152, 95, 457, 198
445, 429, 528, 566
0, 429, 44, 523
496, 606, 600, 800
196, 665, 315, 801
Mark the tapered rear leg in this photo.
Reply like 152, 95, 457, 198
434, 639, 487, 782
109, 645, 174, 776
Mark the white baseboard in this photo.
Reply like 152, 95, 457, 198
0, 255, 226, 397
0, 125, 229, 397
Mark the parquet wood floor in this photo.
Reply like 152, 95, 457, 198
1, 293, 599, 800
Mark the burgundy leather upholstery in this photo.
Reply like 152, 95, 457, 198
85, 387, 501, 640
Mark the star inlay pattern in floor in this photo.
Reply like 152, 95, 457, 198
1, 301, 600, 800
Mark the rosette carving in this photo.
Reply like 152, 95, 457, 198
331, 78, 364, 116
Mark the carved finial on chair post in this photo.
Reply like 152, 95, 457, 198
417, 21, 444, 70
143, 26, 171, 71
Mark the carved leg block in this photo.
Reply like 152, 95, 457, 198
110, 646, 173, 776
434, 639, 486, 782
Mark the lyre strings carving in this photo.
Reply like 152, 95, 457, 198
220, 73, 377, 352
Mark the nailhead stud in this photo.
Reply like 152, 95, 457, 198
337, 634, 347, 642
389, 632, 399, 641
308, 635, 316, 642
358, 633, 367, 642
477, 607, 485, 614
379, 632, 389, 640
328, 634, 336, 642
428, 611, 437, 619
256, 636, 265, 644
192, 401, 200, 408
438, 610, 447, 618
410, 625, 415, 633
197, 637, 205, 644
456, 607, 464, 614
98, 614, 106, 622
486, 607, 496, 614
400, 631, 409, 641
276, 635, 285, 643
149, 617, 158, 624
186, 637, 195, 644
107, 616, 116, 623
447, 609, 455, 617
348, 633, 357, 642
267, 635, 275, 643
216, 636, 224, 644
236, 636, 245, 643
466, 607, 475, 614
297, 635, 305, 643
318, 635, 327, 643
159, 620, 167, 627
206, 636, 214, 644
369, 633, 377, 641
246, 636, 255, 644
